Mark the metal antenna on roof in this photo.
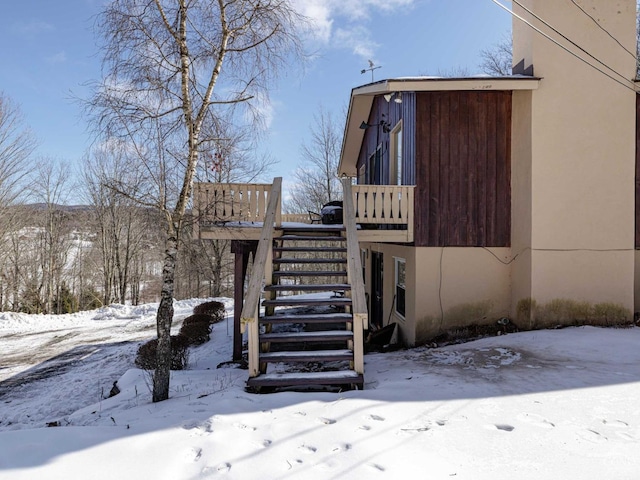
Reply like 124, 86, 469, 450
361, 60, 381, 82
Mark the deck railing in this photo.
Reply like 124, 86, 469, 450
194, 181, 414, 242
194, 182, 282, 226
352, 184, 414, 225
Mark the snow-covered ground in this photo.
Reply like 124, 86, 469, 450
1, 298, 639, 479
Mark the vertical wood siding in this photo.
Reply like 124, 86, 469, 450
415, 91, 512, 247
356, 93, 416, 185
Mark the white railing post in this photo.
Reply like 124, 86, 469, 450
342, 177, 368, 375
240, 177, 282, 377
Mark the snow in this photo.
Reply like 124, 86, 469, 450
1, 299, 640, 479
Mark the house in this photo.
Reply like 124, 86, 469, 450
193, 0, 638, 389
338, 0, 637, 346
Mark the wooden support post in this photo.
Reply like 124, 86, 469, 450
231, 240, 257, 362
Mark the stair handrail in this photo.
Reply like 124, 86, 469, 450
241, 177, 282, 377
341, 176, 367, 375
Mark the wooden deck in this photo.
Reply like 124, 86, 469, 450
193, 181, 415, 243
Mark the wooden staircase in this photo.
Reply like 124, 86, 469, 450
246, 226, 365, 391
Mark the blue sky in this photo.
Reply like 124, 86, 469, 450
0, 0, 512, 202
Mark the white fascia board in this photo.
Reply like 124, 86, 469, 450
352, 77, 540, 96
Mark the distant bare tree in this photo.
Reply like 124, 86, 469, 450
0, 93, 37, 309
0, 93, 36, 208
29, 161, 74, 314
479, 35, 513, 76
82, 145, 156, 306
287, 107, 342, 214
88, 0, 305, 402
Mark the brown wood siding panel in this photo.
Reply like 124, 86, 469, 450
439, 93, 450, 246
466, 94, 479, 245
496, 92, 512, 246
430, 94, 441, 245
475, 94, 488, 245
458, 92, 470, 245
414, 91, 511, 247
448, 92, 460, 245
485, 95, 497, 246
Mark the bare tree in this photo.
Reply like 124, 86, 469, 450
479, 34, 513, 76
82, 145, 156, 305
286, 106, 342, 214
88, 0, 304, 402
0, 93, 37, 309
28, 161, 74, 314
0, 93, 36, 208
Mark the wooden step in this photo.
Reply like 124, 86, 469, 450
279, 226, 344, 234
264, 284, 350, 293
260, 312, 353, 325
247, 371, 363, 389
273, 246, 347, 253
278, 235, 346, 242
259, 349, 353, 363
273, 258, 347, 264
262, 297, 352, 308
260, 330, 353, 343
273, 270, 347, 278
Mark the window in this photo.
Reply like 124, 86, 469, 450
367, 145, 382, 184
390, 121, 403, 185
394, 258, 406, 317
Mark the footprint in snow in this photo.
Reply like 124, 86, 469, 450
251, 438, 272, 449
332, 443, 352, 452
183, 419, 213, 435
368, 414, 385, 422
298, 444, 317, 454
517, 413, 555, 429
317, 417, 336, 425
484, 424, 514, 432
201, 462, 231, 476
602, 419, 629, 428
578, 429, 608, 443
233, 422, 256, 431
368, 463, 386, 472
185, 447, 202, 462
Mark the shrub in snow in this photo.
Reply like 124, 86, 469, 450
193, 301, 225, 324
179, 314, 212, 345
135, 335, 190, 370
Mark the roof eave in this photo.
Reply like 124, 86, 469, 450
338, 76, 541, 177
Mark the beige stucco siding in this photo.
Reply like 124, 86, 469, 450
512, 0, 636, 323
363, 243, 511, 346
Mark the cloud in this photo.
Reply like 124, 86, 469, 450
46, 51, 67, 64
292, 0, 416, 61
334, 26, 379, 61
12, 20, 55, 35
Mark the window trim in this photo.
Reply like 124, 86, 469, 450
390, 120, 403, 186
394, 257, 406, 318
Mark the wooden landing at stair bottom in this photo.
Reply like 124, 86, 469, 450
247, 371, 364, 389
